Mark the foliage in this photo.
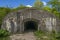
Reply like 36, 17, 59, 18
0, 37, 11, 40
47, 0, 60, 19
34, 30, 45, 39
0, 7, 11, 27
48, 0, 60, 12
34, 30, 44, 36
53, 11, 60, 18
43, 6, 52, 12
55, 32, 60, 40
0, 29, 10, 37
32, 0, 60, 19
13, 4, 27, 11
34, 30, 60, 40
33, 0, 43, 9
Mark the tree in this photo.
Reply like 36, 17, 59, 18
33, 0, 43, 9
47, 0, 60, 18
48, 0, 60, 12
43, 6, 51, 12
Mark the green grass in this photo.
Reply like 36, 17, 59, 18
34, 30, 60, 40
0, 37, 11, 40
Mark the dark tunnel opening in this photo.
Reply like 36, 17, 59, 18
24, 21, 38, 32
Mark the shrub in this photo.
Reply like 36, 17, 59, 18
34, 30, 44, 37
56, 32, 60, 40
0, 29, 10, 37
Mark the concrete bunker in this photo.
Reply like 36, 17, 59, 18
1, 8, 60, 33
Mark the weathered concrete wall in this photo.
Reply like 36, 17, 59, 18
1, 8, 59, 33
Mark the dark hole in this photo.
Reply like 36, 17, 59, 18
24, 21, 38, 32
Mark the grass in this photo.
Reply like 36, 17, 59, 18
34, 30, 60, 40
0, 37, 11, 40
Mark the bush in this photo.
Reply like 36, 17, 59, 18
34, 30, 44, 37
56, 32, 60, 40
0, 29, 10, 37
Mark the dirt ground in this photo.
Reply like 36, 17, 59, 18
10, 31, 37, 40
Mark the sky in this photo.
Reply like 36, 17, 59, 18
0, 0, 49, 8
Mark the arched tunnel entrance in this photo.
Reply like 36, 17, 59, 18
24, 21, 38, 32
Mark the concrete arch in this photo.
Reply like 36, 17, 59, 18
21, 18, 40, 32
